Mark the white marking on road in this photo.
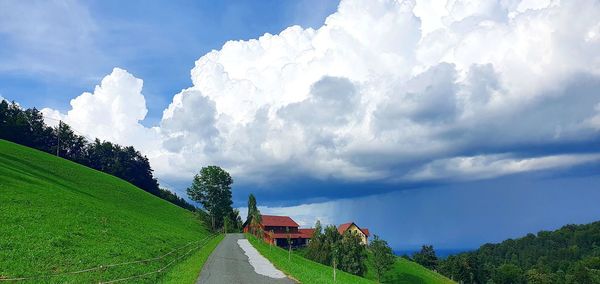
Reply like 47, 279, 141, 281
237, 239, 287, 279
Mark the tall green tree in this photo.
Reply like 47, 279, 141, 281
323, 225, 342, 266
247, 193, 257, 222
413, 245, 438, 270
247, 193, 263, 236
187, 166, 233, 230
370, 235, 395, 283
231, 209, 243, 232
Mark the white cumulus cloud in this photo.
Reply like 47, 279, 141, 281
43, 0, 600, 195
42, 68, 162, 155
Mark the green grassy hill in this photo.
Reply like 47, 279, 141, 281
0, 140, 216, 283
365, 254, 454, 284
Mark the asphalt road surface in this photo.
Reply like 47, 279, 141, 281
197, 233, 296, 284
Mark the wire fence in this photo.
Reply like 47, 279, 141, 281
0, 234, 218, 283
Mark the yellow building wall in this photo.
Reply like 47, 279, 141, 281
347, 224, 368, 245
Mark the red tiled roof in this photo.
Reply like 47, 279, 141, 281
261, 215, 299, 227
299, 228, 315, 238
338, 223, 353, 235
338, 222, 370, 237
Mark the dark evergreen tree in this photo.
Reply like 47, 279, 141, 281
247, 193, 257, 222
413, 245, 438, 270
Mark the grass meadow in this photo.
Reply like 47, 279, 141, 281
0, 140, 215, 283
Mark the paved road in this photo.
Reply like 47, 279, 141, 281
197, 233, 295, 284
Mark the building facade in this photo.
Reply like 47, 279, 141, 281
338, 222, 370, 245
243, 215, 313, 248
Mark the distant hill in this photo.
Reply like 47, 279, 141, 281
0, 140, 212, 283
438, 221, 600, 283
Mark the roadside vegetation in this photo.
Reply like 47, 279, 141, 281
246, 234, 374, 284
0, 140, 216, 283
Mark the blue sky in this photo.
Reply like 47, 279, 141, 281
2, 0, 600, 251
0, 0, 339, 124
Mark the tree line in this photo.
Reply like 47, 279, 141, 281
0, 99, 195, 211
437, 221, 600, 283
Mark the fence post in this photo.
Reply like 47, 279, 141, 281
333, 258, 337, 283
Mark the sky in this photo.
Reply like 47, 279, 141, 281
2, 0, 600, 251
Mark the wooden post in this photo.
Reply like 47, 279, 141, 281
333, 258, 337, 283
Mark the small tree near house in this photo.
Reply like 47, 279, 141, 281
370, 235, 395, 283
337, 230, 367, 276
247, 193, 257, 221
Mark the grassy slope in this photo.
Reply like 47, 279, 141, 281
160, 234, 224, 283
365, 254, 455, 284
0, 140, 215, 283
247, 234, 374, 284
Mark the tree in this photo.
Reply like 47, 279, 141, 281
247, 194, 263, 236
370, 235, 395, 282
413, 245, 438, 270
247, 194, 257, 222
492, 264, 524, 284
230, 209, 243, 232
337, 230, 368, 276
306, 220, 325, 262
250, 207, 263, 237
525, 269, 553, 284
187, 166, 233, 230
223, 216, 231, 233
323, 225, 342, 266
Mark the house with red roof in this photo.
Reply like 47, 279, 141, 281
243, 214, 314, 248
338, 222, 370, 245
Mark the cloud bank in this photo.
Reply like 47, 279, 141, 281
43, 0, 600, 200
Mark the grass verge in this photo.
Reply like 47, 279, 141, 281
246, 234, 374, 284
159, 234, 224, 283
